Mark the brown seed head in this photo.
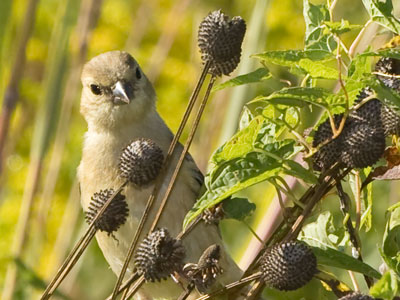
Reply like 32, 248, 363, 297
260, 241, 317, 291
134, 228, 185, 282
198, 10, 246, 76
119, 138, 164, 186
85, 189, 129, 235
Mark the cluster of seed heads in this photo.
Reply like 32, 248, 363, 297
198, 10, 246, 76
119, 138, 164, 187
183, 244, 223, 294
338, 292, 375, 300
85, 189, 129, 236
313, 57, 400, 171
260, 241, 317, 291
134, 228, 185, 282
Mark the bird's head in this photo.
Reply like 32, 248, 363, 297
80, 51, 156, 130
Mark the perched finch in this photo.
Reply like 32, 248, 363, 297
78, 51, 242, 300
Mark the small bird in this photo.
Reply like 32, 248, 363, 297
78, 50, 242, 300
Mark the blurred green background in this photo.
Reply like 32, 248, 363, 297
0, 0, 398, 299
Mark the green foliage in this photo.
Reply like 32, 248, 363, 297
222, 197, 256, 221
370, 271, 399, 300
362, 0, 400, 34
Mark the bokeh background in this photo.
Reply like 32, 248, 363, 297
0, 0, 398, 299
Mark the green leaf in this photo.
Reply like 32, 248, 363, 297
298, 58, 339, 79
252, 49, 333, 67
359, 48, 400, 60
310, 246, 382, 279
299, 212, 350, 248
323, 20, 362, 35
362, 0, 400, 34
222, 197, 256, 221
381, 206, 400, 276
283, 160, 318, 184
184, 117, 297, 228
303, 0, 337, 52
212, 68, 271, 92
249, 87, 340, 109
370, 271, 399, 300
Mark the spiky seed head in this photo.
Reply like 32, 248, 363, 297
134, 228, 185, 282
312, 114, 344, 171
183, 244, 223, 294
381, 104, 400, 136
341, 121, 385, 168
260, 241, 317, 291
85, 189, 128, 235
119, 138, 164, 186
375, 57, 400, 91
198, 10, 246, 76
373, 58, 400, 135
354, 87, 400, 137
338, 292, 375, 300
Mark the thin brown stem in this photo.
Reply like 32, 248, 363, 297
110, 62, 211, 300
194, 272, 262, 300
150, 75, 217, 232
121, 276, 145, 300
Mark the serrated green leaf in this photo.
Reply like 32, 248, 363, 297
212, 68, 271, 92
303, 0, 337, 52
299, 212, 350, 248
370, 271, 399, 300
362, 0, 400, 34
323, 20, 362, 35
249, 87, 339, 109
298, 58, 339, 79
222, 197, 256, 221
184, 116, 298, 228
359, 48, 400, 60
310, 246, 382, 279
252, 49, 333, 67
283, 160, 318, 184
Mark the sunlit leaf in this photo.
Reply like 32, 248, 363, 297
212, 68, 271, 92
303, 0, 337, 52
370, 271, 399, 300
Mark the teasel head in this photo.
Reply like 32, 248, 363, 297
260, 241, 317, 291
338, 292, 375, 300
85, 189, 129, 236
119, 138, 164, 187
198, 10, 246, 76
134, 228, 186, 282
182, 244, 223, 294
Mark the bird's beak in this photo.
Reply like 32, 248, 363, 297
112, 81, 131, 105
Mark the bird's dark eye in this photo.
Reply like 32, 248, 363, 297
90, 84, 102, 95
136, 68, 142, 80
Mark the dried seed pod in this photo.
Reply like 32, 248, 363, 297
134, 228, 185, 282
183, 244, 223, 294
85, 189, 128, 235
198, 10, 246, 76
341, 121, 385, 168
338, 292, 375, 300
312, 114, 344, 171
260, 241, 317, 291
374, 57, 400, 135
119, 138, 164, 186
375, 57, 400, 91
